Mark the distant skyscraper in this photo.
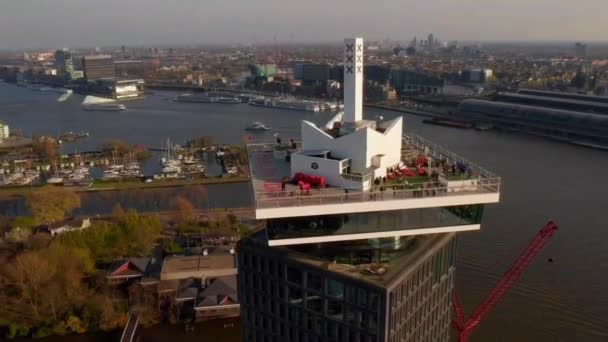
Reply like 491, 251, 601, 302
575, 42, 587, 58
82, 55, 115, 82
54, 49, 74, 79
428, 33, 435, 48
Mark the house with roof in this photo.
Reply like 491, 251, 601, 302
195, 275, 239, 319
106, 257, 151, 284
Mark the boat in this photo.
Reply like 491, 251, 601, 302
175, 93, 241, 104
82, 96, 126, 111
422, 118, 474, 129
59, 131, 89, 142
46, 177, 64, 185
249, 96, 320, 112
245, 122, 270, 131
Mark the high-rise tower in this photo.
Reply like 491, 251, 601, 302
238, 37, 501, 342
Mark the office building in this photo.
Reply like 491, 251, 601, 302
114, 60, 145, 78
390, 70, 445, 95
89, 78, 145, 99
575, 42, 587, 58
461, 69, 493, 83
54, 49, 74, 79
0, 122, 9, 140
457, 99, 608, 149
427, 34, 435, 49
365, 65, 391, 84
301, 64, 331, 83
82, 55, 115, 82
238, 37, 501, 342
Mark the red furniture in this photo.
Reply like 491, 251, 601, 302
293, 172, 326, 188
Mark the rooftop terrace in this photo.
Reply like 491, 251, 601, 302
247, 133, 501, 219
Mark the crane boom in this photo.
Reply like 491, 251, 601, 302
454, 221, 558, 342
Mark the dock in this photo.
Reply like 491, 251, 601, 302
119, 310, 140, 342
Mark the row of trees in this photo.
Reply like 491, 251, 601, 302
0, 187, 163, 338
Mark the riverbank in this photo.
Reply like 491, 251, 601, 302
0, 176, 250, 198
364, 103, 441, 118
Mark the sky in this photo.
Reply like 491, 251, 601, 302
0, 0, 606, 49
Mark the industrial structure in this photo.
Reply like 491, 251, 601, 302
452, 221, 558, 342
238, 37, 502, 342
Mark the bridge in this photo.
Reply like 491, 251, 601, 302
119, 311, 140, 342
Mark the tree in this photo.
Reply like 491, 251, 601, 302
100, 139, 132, 157
171, 196, 196, 225
111, 203, 126, 221
24, 186, 81, 224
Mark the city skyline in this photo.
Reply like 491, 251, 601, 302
1, 0, 607, 49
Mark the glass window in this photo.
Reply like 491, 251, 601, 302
307, 296, 323, 314
370, 293, 379, 313
327, 299, 343, 321
307, 272, 323, 292
288, 286, 303, 304
287, 266, 303, 285
358, 289, 368, 307
328, 279, 345, 298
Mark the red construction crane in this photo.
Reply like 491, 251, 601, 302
453, 220, 559, 342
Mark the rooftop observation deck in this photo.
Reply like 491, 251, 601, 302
247, 133, 501, 220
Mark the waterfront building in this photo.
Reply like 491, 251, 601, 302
461, 69, 493, 83
82, 55, 115, 82
390, 70, 445, 95
0, 122, 9, 140
517, 89, 608, 104
159, 247, 240, 320
238, 37, 501, 342
457, 99, 608, 149
88, 78, 145, 99
301, 64, 331, 84
496, 92, 608, 114
114, 60, 145, 78
365, 65, 391, 84
54, 49, 75, 79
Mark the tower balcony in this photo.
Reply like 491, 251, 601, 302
247, 133, 500, 220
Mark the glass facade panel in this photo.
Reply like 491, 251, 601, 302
267, 206, 482, 241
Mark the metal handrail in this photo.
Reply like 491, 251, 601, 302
404, 133, 497, 178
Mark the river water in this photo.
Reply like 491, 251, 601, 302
1, 82, 607, 341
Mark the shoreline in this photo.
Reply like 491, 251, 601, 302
0, 176, 250, 198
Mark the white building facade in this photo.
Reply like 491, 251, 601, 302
290, 38, 403, 190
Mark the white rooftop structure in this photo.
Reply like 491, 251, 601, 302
245, 37, 501, 245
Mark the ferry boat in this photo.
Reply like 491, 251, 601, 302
245, 122, 270, 131
175, 93, 241, 104
82, 96, 126, 111
249, 96, 321, 112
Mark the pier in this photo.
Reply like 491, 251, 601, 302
119, 310, 140, 342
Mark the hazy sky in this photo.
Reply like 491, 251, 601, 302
0, 0, 606, 49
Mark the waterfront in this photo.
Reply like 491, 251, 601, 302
1, 83, 607, 341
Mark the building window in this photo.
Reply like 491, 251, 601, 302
307, 273, 323, 292
328, 279, 344, 299
328, 299, 344, 321
287, 267, 303, 285
288, 286, 303, 304
307, 296, 323, 314
358, 289, 368, 308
